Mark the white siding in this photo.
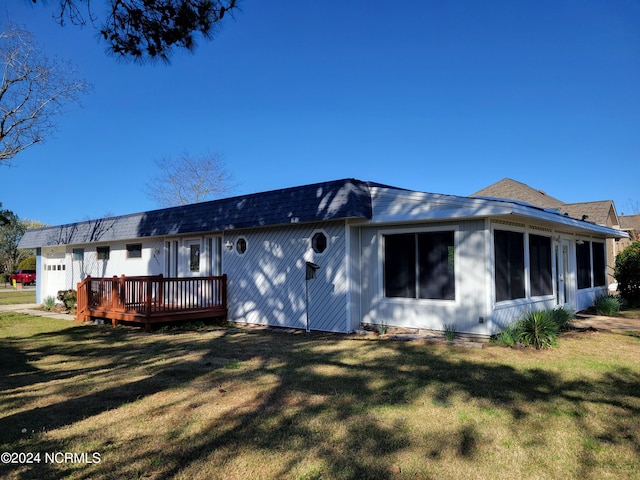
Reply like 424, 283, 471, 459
576, 287, 608, 312
491, 298, 556, 331
346, 224, 362, 332
359, 220, 491, 335
37, 239, 165, 303
224, 221, 349, 332
70, 238, 166, 282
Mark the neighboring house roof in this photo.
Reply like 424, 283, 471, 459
557, 201, 619, 228
472, 178, 620, 228
471, 178, 565, 209
620, 214, 640, 241
18, 179, 378, 249
620, 214, 640, 230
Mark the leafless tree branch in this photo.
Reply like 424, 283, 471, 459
144, 151, 237, 207
0, 26, 90, 165
54, 0, 98, 27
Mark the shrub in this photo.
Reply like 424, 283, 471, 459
614, 241, 640, 306
518, 310, 559, 349
18, 257, 36, 271
490, 322, 520, 347
548, 307, 574, 331
593, 295, 623, 316
493, 309, 562, 349
42, 296, 56, 311
57, 289, 77, 310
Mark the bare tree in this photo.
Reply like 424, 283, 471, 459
144, 151, 236, 207
621, 200, 640, 216
0, 26, 89, 165
33, 0, 239, 63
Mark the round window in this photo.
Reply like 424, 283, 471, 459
236, 237, 247, 254
312, 232, 327, 254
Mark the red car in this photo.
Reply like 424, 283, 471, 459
10, 269, 36, 285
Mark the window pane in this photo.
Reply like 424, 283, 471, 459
592, 242, 606, 287
127, 244, 142, 258
576, 241, 591, 289
190, 244, 200, 272
418, 231, 455, 300
494, 230, 525, 302
312, 232, 327, 253
236, 238, 247, 254
529, 234, 553, 297
384, 234, 416, 298
73, 248, 84, 261
97, 247, 110, 260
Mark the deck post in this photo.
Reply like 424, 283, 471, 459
157, 274, 164, 307
145, 276, 153, 332
112, 276, 121, 327
222, 274, 228, 320
76, 276, 91, 322
111, 276, 118, 310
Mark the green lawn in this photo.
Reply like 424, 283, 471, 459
0, 313, 638, 480
0, 287, 36, 305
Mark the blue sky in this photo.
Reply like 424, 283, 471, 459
2, 0, 639, 226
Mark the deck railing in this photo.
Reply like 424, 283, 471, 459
77, 274, 227, 329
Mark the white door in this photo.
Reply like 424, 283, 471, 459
44, 249, 67, 300
555, 239, 573, 308
184, 239, 202, 277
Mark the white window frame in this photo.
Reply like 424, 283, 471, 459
491, 223, 556, 307
378, 225, 459, 306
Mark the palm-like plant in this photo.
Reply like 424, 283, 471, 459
593, 295, 623, 316
548, 307, 574, 331
518, 310, 559, 349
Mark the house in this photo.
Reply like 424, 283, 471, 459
472, 178, 625, 285
19, 178, 626, 336
619, 214, 640, 249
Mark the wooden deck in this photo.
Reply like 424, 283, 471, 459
76, 274, 227, 332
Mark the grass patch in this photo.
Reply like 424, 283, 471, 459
619, 307, 640, 320
443, 323, 457, 341
0, 312, 639, 479
0, 288, 36, 306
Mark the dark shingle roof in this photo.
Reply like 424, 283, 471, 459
19, 179, 377, 248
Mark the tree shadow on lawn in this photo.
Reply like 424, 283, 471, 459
0, 325, 219, 441
122, 336, 640, 480
0, 325, 639, 479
